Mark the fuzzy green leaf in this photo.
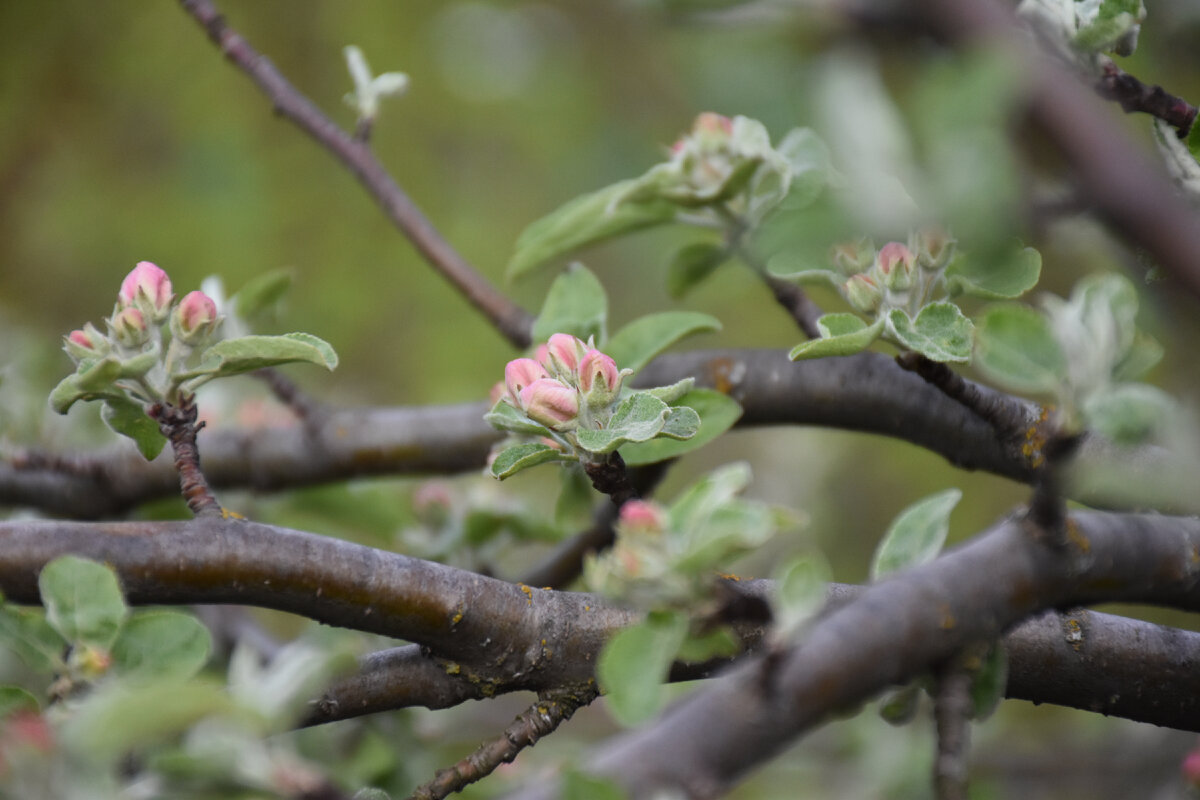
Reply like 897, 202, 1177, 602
101, 397, 166, 460
605, 311, 721, 374
871, 488, 962, 579
484, 400, 554, 437
531, 263, 608, 344
186, 333, 338, 382
76, 357, 123, 392
508, 181, 677, 280
789, 315, 884, 361
879, 684, 922, 726
1083, 383, 1175, 445
575, 392, 680, 454
490, 442, 571, 479
112, 611, 213, 683
974, 304, 1067, 395
665, 242, 729, 298
0, 606, 64, 673
233, 269, 293, 320
970, 643, 1008, 721
646, 377, 696, 405
39, 555, 128, 649
945, 247, 1041, 299
887, 304, 974, 363
773, 554, 831, 638
622, 389, 740, 466
596, 612, 687, 726
0, 686, 39, 718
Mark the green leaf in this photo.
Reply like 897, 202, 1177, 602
773, 554, 831, 638
878, 683, 922, 726
118, 349, 161, 379
575, 393, 678, 454
974, 304, 1067, 395
101, 397, 167, 460
49, 374, 87, 414
945, 247, 1041, 299
76, 356, 123, 392
969, 643, 1008, 721
622, 389, 741, 466
190, 332, 338, 380
531, 263, 608, 344
555, 465, 595, 530
490, 442, 571, 479
605, 311, 721, 374
112, 611, 212, 683
789, 315, 884, 361
886, 304, 974, 363
871, 488, 962, 579
675, 627, 740, 662
675, 502, 776, 574
1188, 115, 1200, 162
597, 612, 687, 726
1113, 331, 1163, 382
1082, 383, 1175, 445
508, 180, 677, 280
562, 771, 626, 800
775, 127, 833, 210
233, 268, 293, 320
39, 555, 128, 649
665, 242, 729, 298
0, 686, 39, 718
669, 461, 752, 533
767, 266, 842, 289
0, 606, 63, 673
484, 400, 554, 437
646, 377, 696, 405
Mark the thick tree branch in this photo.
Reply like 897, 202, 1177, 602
1096, 58, 1198, 139
508, 511, 1200, 798
177, 0, 534, 348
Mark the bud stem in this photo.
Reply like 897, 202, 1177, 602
150, 395, 222, 518
582, 451, 639, 507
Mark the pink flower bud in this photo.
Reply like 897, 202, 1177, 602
173, 290, 219, 344
577, 348, 623, 408
64, 323, 110, 361
1184, 748, 1200, 785
694, 112, 733, 137
843, 274, 882, 314
534, 344, 552, 371
876, 242, 915, 291
488, 380, 507, 407
109, 306, 149, 348
119, 261, 173, 322
519, 378, 580, 431
618, 500, 668, 534
545, 333, 586, 379
504, 358, 550, 405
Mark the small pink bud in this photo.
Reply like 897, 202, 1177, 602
504, 358, 550, 405
577, 348, 623, 407
69, 330, 97, 350
110, 306, 149, 348
545, 333, 586, 378
619, 500, 668, 534
488, 380, 507, 407
534, 344, 552, 371
843, 274, 882, 314
694, 112, 733, 137
119, 261, 174, 322
876, 242, 915, 291
173, 290, 219, 344
519, 378, 580, 431
1183, 748, 1200, 785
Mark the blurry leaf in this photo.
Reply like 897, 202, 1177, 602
886, 304, 974, 363
0, 606, 64, 673
463, 508, 560, 545
484, 400, 554, 437
531, 263, 608, 344
597, 612, 687, 725
562, 770, 625, 800
789, 315, 884, 361
775, 127, 833, 210
575, 393, 678, 454
39, 556, 128, 649
187, 333, 338, 380
969, 643, 1008, 721
768, 267, 841, 289
101, 397, 166, 460
555, 466, 595, 530
352, 790, 392, 800
1153, 119, 1200, 203
974, 304, 1066, 395
233, 268, 293, 320
0, 686, 39, 718
871, 488, 962, 579
675, 502, 776, 574
676, 626, 739, 662
605, 311, 721, 374
66, 679, 232, 764
1075, 1, 1143, 54
490, 442, 571, 479
622, 389, 742, 466
665, 242, 729, 298
669, 461, 752, 533
1082, 383, 1175, 445
112, 611, 212, 683
879, 683, 922, 726
945, 247, 1041, 299
773, 554, 831, 638
509, 181, 676, 280
229, 639, 357, 730
1113, 331, 1163, 382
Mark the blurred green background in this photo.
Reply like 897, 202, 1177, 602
3, 1, 1200, 797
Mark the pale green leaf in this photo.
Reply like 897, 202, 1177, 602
484, 400, 554, 437
531, 263, 608, 344
974, 304, 1066, 395
597, 612, 687, 726
605, 311, 721, 374
969, 643, 1008, 720
0, 686, 39, 718
645, 377, 695, 405
0, 606, 63, 673
665, 242, 729, 298
189, 333, 338, 381
112, 611, 213, 683
789, 315, 884, 361
945, 247, 1041, 299
622, 389, 740, 466
39, 556, 128, 649
773, 554, 831, 638
886, 304, 974, 363
101, 397, 166, 460
490, 442, 571, 479
871, 488, 962, 579
574, 393, 672, 454
233, 269, 293, 320
1082, 383, 1175, 445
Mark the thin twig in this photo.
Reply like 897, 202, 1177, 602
1096, 58, 1198, 139
407, 687, 598, 800
895, 352, 1031, 442
150, 395, 223, 518
582, 452, 639, 507
763, 273, 823, 339
253, 368, 323, 426
933, 659, 974, 800
176, 0, 534, 348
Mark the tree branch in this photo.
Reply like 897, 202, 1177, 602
1096, 58, 1198, 139
176, 0, 534, 348
506, 510, 1200, 798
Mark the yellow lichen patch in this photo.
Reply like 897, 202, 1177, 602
710, 357, 737, 395
450, 610, 464, 627
444, 662, 461, 675
1064, 520, 1090, 554
1064, 618, 1084, 651
519, 584, 534, 606
221, 508, 246, 520
939, 604, 956, 630
1022, 406, 1054, 470
718, 573, 741, 582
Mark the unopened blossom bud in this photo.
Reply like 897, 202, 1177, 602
173, 290, 219, 345
843, 274, 882, 314
831, 240, 874, 276
109, 306, 149, 348
875, 242, 915, 291
914, 227, 955, 272
63, 323, 109, 361
504, 358, 550, 405
1183, 748, 1200, 786
545, 333, 586, 379
693, 111, 733, 144
119, 261, 174, 322
618, 499, 668, 536
519, 378, 580, 431
577, 348, 625, 408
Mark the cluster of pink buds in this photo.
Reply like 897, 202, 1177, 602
498, 333, 631, 433
831, 231, 954, 317
64, 262, 221, 366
